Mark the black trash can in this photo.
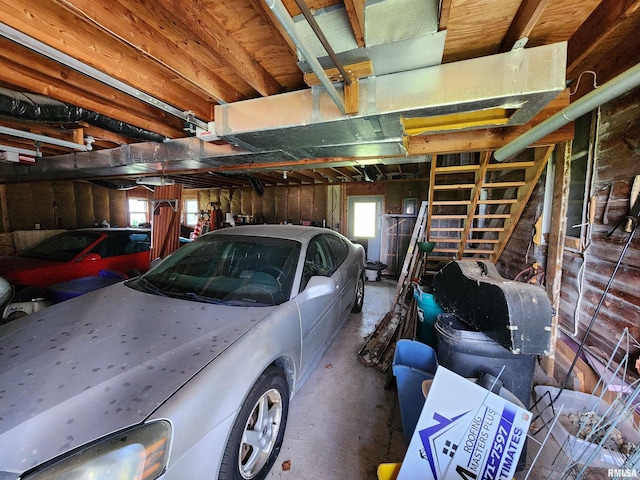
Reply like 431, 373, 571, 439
434, 313, 535, 409
436, 313, 534, 471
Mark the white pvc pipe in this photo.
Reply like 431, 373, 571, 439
494, 62, 640, 161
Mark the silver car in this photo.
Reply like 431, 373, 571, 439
0, 225, 365, 480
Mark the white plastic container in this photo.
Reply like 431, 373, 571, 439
534, 385, 640, 468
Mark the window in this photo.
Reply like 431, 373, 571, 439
128, 199, 148, 227
323, 234, 348, 266
184, 200, 199, 226
91, 232, 151, 258
301, 236, 335, 290
565, 112, 596, 250
353, 202, 376, 238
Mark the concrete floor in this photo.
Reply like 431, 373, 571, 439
266, 278, 613, 480
266, 277, 403, 480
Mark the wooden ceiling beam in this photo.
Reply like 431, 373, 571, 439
314, 168, 340, 181
407, 90, 573, 156
0, 38, 188, 130
0, 0, 214, 118
252, 0, 298, 56
343, 0, 365, 47
332, 166, 355, 179
407, 123, 574, 156
586, 17, 640, 90
439, 0, 453, 31
567, 0, 640, 80
155, 0, 284, 97
0, 52, 186, 139
78, 124, 136, 146
499, 0, 550, 52
204, 174, 248, 187
292, 169, 326, 182
55, 0, 247, 102
248, 172, 279, 186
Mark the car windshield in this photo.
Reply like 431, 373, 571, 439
129, 234, 301, 307
17, 232, 102, 262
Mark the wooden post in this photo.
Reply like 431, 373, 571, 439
542, 142, 572, 376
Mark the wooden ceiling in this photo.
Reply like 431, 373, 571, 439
0, 0, 638, 189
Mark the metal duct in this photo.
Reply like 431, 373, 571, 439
266, 0, 345, 113
0, 87, 165, 143
293, 0, 444, 76
216, 42, 567, 158
0, 43, 567, 182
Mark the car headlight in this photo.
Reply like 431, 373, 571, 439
23, 421, 171, 480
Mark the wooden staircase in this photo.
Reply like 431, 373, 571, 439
424, 146, 554, 270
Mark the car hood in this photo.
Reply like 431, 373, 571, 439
0, 282, 275, 473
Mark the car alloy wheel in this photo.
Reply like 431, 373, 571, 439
351, 273, 365, 313
219, 367, 289, 480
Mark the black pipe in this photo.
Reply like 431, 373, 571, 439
0, 87, 165, 143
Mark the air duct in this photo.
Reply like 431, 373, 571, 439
216, 42, 567, 159
494, 62, 640, 161
265, 0, 345, 113
136, 177, 175, 186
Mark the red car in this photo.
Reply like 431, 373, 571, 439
0, 228, 151, 289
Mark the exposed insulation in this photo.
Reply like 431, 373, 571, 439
52, 181, 77, 229
300, 186, 313, 223
313, 185, 327, 225
241, 187, 252, 215
109, 189, 126, 227
74, 183, 94, 227
287, 186, 300, 223
230, 188, 241, 216
210, 189, 220, 207
32, 183, 55, 229
92, 184, 110, 226
275, 186, 288, 223
262, 188, 276, 224
220, 189, 231, 214
251, 189, 264, 223
6, 184, 33, 231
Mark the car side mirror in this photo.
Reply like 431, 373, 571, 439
79, 253, 102, 262
296, 276, 335, 304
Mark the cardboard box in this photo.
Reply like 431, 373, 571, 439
398, 367, 532, 480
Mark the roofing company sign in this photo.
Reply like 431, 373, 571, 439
398, 368, 532, 480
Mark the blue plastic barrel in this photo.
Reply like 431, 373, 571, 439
392, 339, 438, 444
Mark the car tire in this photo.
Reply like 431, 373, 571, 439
351, 272, 365, 313
218, 366, 289, 480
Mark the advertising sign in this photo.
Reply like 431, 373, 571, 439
398, 367, 532, 480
